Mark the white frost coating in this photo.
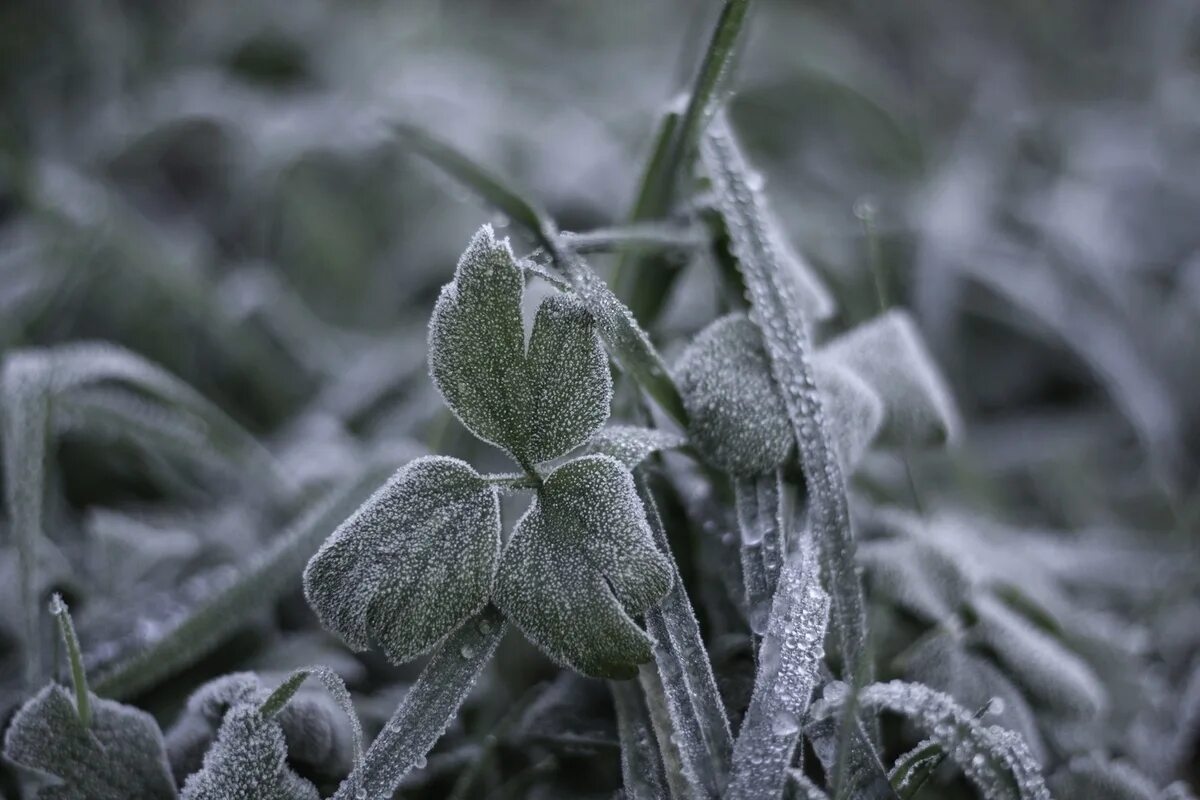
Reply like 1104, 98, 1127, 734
734, 473, 788, 635
179, 705, 319, 800
787, 769, 833, 800
588, 424, 688, 469
970, 594, 1107, 719
859, 536, 971, 624
815, 680, 1052, 800
815, 361, 885, 474
303, 456, 501, 664
675, 314, 794, 475
725, 548, 831, 800
3, 684, 178, 800
494, 455, 672, 679
428, 225, 611, 468
637, 476, 733, 797
332, 606, 506, 800
701, 114, 868, 677
610, 678, 670, 800
902, 631, 1046, 763
815, 310, 962, 446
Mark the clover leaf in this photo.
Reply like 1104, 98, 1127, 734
303, 455, 501, 664
3, 685, 178, 800
494, 455, 672, 679
428, 224, 611, 467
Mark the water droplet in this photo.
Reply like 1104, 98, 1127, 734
987, 696, 1006, 715
414, 754, 427, 769
477, 619, 492, 635
771, 710, 799, 736
460, 644, 477, 659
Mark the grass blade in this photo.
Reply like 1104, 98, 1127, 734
49, 594, 91, 727
612, 0, 754, 323
92, 463, 396, 698
701, 112, 869, 680
726, 545, 830, 800
2, 352, 52, 687
332, 606, 506, 800
610, 678, 670, 800
638, 473, 733, 797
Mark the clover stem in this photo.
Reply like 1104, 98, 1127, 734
485, 472, 542, 492
49, 594, 91, 728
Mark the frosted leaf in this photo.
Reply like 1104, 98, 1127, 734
588, 425, 687, 469
427, 225, 527, 454
814, 361, 885, 474
971, 594, 1106, 719
523, 293, 613, 464
860, 537, 971, 623
428, 225, 611, 467
494, 455, 672, 678
815, 310, 962, 446
726, 549, 831, 800
333, 606, 506, 799
1162, 783, 1200, 800
179, 705, 319, 800
2, 684, 177, 800
167, 669, 361, 786
902, 632, 1045, 762
674, 314, 793, 475
815, 680, 1051, 800
1049, 756, 1159, 800
303, 456, 500, 664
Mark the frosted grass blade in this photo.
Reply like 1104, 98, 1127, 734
331, 606, 506, 800
610, 679, 670, 800
726, 546, 830, 800
93, 463, 397, 699
637, 474, 733, 797
702, 113, 868, 679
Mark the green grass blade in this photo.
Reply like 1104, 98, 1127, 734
612, 0, 753, 323
610, 678, 671, 800
49, 594, 91, 728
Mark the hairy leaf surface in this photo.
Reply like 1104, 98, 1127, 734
304, 456, 500, 664
3, 685, 177, 800
428, 225, 611, 466
495, 455, 672, 678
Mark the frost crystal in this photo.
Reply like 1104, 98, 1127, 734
303, 456, 500, 663
494, 455, 672, 678
428, 225, 611, 467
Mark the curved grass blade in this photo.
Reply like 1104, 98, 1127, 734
637, 474, 733, 797
331, 606, 506, 800
561, 223, 702, 255
804, 701, 898, 800
726, 545, 830, 800
92, 463, 396, 699
701, 113, 868, 680
391, 123, 687, 425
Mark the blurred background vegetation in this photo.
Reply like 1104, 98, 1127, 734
1, 0, 1198, 797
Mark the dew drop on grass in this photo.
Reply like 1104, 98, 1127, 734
460, 644, 477, 659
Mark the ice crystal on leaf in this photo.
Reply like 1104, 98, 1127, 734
428, 224, 611, 468
494, 455, 672, 678
587, 424, 687, 469
303, 456, 501, 664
